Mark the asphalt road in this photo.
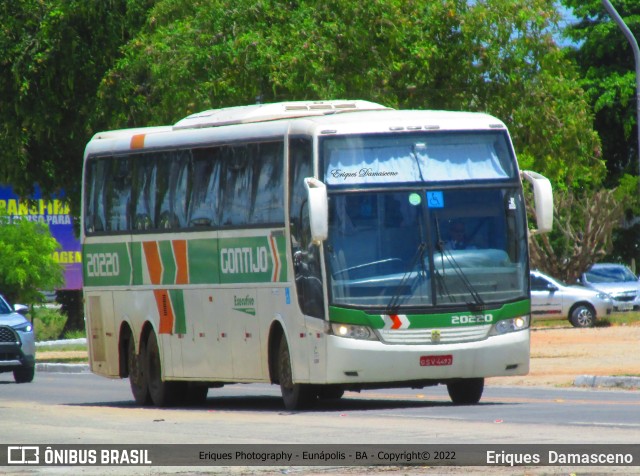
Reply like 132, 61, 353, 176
0, 371, 638, 445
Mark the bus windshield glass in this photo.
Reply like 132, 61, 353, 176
323, 131, 516, 185
322, 132, 527, 310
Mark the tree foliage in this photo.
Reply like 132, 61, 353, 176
96, 0, 605, 190
0, 211, 64, 304
529, 188, 624, 281
561, 0, 640, 185
0, 0, 625, 277
0, 0, 154, 215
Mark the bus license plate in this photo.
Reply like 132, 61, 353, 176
420, 355, 453, 366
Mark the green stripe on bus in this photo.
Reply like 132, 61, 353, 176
84, 235, 289, 286
169, 289, 187, 334
159, 240, 176, 285
83, 242, 132, 287
131, 242, 143, 285
219, 236, 281, 284
328, 300, 531, 329
273, 232, 288, 282
188, 238, 219, 284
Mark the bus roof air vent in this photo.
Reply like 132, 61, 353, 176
173, 100, 390, 130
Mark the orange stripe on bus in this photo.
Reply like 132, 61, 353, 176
172, 240, 189, 285
143, 241, 163, 285
154, 289, 174, 334
269, 236, 279, 282
130, 134, 146, 149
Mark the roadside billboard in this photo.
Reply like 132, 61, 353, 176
0, 185, 82, 290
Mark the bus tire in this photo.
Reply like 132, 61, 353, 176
278, 337, 317, 410
446, 378, 484, 405
145, 331, 180, 407
127, 336, 151, 405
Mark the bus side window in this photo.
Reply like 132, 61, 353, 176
220, 146, 251, 226
157, 151, 191, 229
105, 157, 131, 232
131, 154, 156, 231
188, 148, 221, 227
250, 142, 284, 225
84, 158, 106, 233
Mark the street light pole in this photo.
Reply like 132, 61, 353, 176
601, 0, 640, 190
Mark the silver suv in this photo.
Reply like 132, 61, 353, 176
580, 263, 640, 312
531, 270, 612, 328
0, 295, 35, 383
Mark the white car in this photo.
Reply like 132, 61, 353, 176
579, 263, 640, 312
530, 270, 613, 328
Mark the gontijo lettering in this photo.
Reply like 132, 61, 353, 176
220, 246, 269, 274
86, 252, 120, 277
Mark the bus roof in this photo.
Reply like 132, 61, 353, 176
172, 100, 390, 129
85, 101, 508, 157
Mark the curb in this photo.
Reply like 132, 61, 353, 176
36, 363, 90, 373
573, 375, 640, 390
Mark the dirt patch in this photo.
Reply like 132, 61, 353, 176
36, 350, 88, 362
488, 323, 640, 387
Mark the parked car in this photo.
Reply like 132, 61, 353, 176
530, 270, 612, 328
579, 263, 640, 312
0, 295, 35, 383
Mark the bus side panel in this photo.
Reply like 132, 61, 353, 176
305, 314, 328, 384
198, 289, 234, 379
181, 289, 208, 378
85, 291, 119, 377
255, 286, 304, 382
223, 288, 262, 380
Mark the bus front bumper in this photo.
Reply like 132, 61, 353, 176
323, 329, 529, 385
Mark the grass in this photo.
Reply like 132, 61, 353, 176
27, 306, 86, 342
532, 311, 640, 329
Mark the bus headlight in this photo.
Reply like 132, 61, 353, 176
330, 323, 378, 341
489, 315, 529, 336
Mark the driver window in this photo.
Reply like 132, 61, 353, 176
289, 137, 324, 319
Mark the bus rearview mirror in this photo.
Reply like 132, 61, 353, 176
521, 170, 553, 234
304, 177, 328, 244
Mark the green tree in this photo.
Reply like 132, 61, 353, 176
529, 187, 624, 281
561, 0, 640, 185
0, 0, 154, 215
0, 210, 64, 304
96, 0, 604, 188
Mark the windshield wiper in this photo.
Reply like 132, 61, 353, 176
434, 218, 485, 309
385, 241, 427, 313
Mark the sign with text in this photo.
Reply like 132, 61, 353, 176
0, 185, 81, 290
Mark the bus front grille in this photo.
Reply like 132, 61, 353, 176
377, 325, 490, 344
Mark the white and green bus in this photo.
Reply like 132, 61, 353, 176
82, 100, 552, 409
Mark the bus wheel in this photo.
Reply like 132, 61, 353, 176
446, 378, 484, 405
127, 336, 151, 405
278, 337, 317, 410
145, 332, 179, 407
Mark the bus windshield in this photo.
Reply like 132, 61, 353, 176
325, 147, 527, 312
322, 131, 516, 186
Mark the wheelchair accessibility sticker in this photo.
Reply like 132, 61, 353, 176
427, 191, 444, 208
